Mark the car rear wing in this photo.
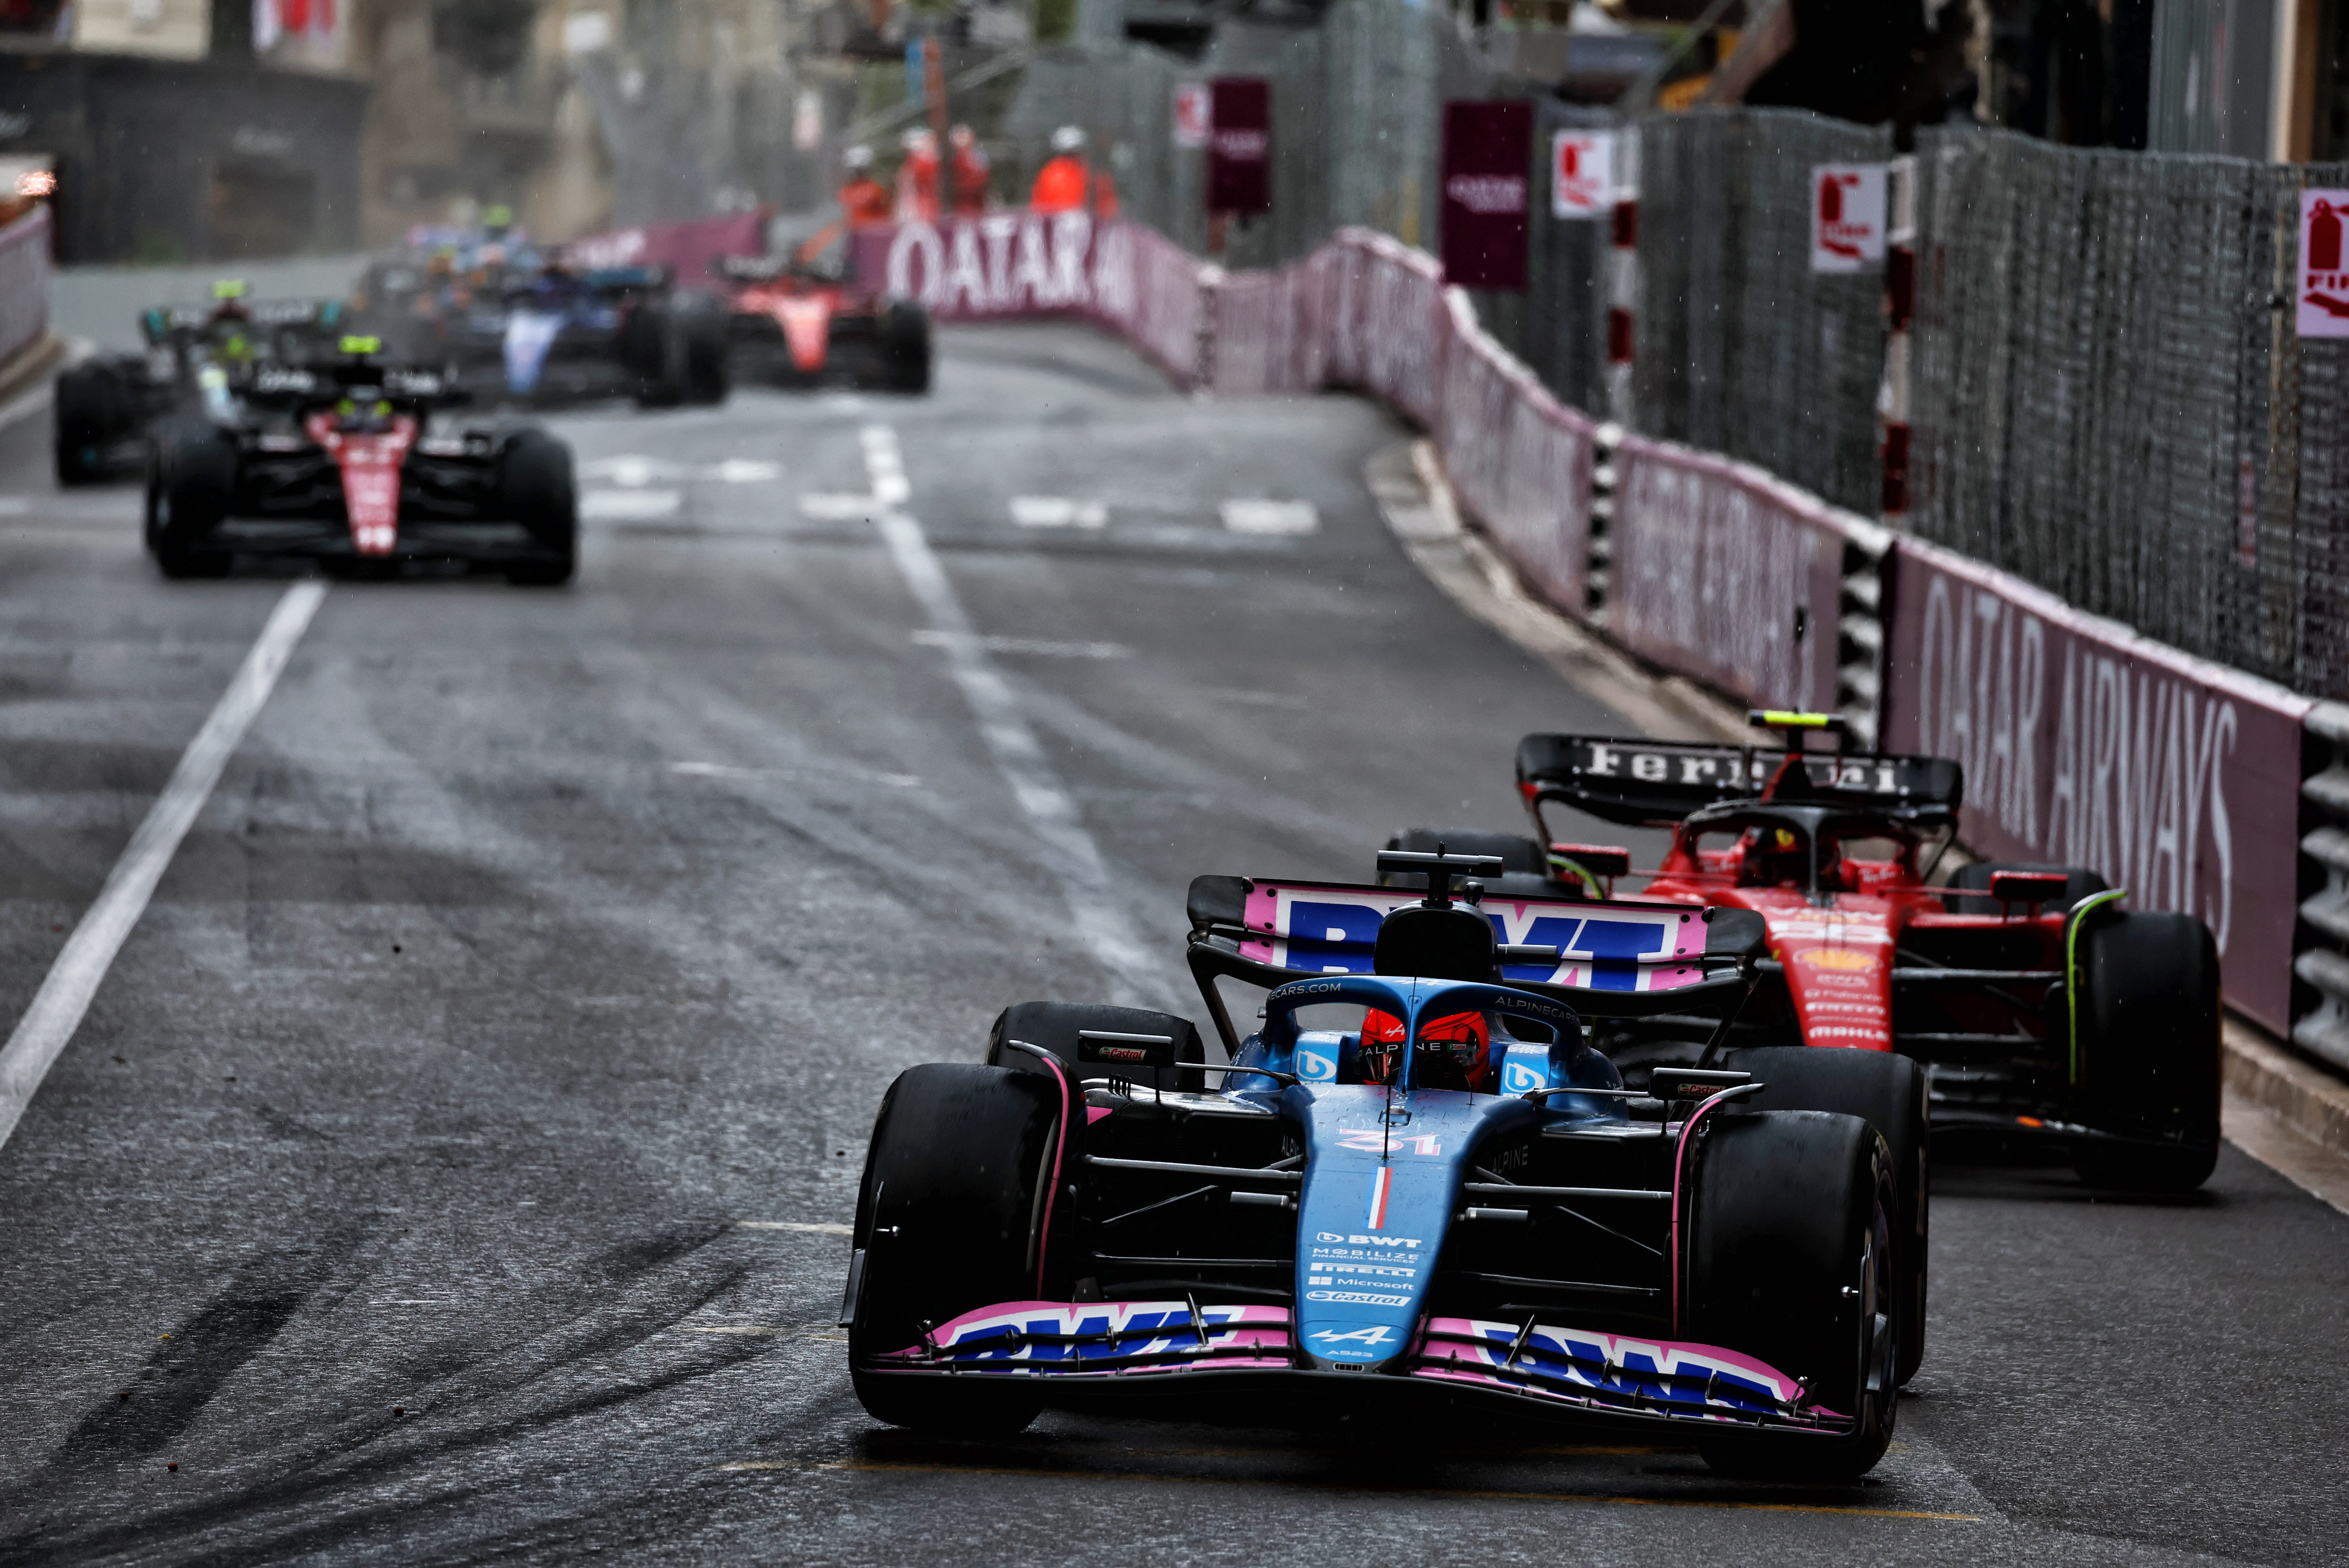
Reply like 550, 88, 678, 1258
1183, 874, 1766, 1058
1515, 733, 1964, 830
140, 298, 347, 344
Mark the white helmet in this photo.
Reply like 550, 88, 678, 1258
844, 145, 874, 170
1051, 125, 1085, 154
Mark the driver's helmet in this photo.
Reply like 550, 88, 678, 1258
1738, 826, 1808, 888
1360, 1008, 1489, 1090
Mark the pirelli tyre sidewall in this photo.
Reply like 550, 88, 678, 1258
1718, 1046, 1928, 1389
2071, 908, 2221, 1192
848, 1062, 1056, 1434
147, 416, 237, 579
1687, 1109, 1896, 1480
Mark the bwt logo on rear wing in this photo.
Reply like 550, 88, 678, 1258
1516, 734, 1963, 829
1233, 880, 1707, 993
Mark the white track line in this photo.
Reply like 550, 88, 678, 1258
0, 580, 326, 1153
859, 425, 1161, 1006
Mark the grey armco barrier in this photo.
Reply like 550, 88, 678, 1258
847, 212, 2338, 1055
0, 204, 50, 367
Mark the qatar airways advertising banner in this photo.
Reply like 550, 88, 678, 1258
851, 212, 1131, 322
1879, 536, 2312, 1033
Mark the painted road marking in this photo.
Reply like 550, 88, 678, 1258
583, 456, 784, 487
714, 459, 784, 484
1220, 499, 1319, 536
799, 493, 881, 520
735, 1221, 854, 1234
672, 761, 922, 790
860, 424, 1161, 1007
911, 630, 1128, 661
0, 497, 29, 516
729, 1459, 1981, 1520
581, 490, 683, 521
1009, 496, 1108, 530
682, 1325, 798, 1336
0, 580, 326, 1153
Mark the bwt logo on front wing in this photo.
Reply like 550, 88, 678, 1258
1316, 1231, 1424, 1249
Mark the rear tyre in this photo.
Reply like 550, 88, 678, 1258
1688, 1110, 1897, 1481
675, 293, 731, 405
986, 1001, 1208, 1095
497, 429, 577, 586
1381, 827, 1578, 899
848, 1063, 1056, 1434
55, 362, 130, 486
1942, 860, 2108, 914
1721, 1046, 1928, 1387
624, 301, 683, 408
147, 417, 236, 579
879, 301, 931, 394
2070, 910, 2220, 1192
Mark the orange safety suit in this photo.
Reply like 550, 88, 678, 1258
1030, 154, 1118, 217
839, 175, 893, 229
895, 150, 941, 223
950, 145, 992, 215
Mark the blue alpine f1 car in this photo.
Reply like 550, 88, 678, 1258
844, 849, 1924, 1478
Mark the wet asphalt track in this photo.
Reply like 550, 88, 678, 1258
0, 322, 2344, 1566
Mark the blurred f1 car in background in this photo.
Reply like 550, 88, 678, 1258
1402, 711, 2220, 1192
844, 847, 1928, 1474
352, 255, 729, 409
144, 334, 576, 585
54, 284, 348, 485
711, 252, 930, 393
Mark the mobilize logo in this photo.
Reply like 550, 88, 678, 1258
1316, 1231, 1423, 1249
1211, 129, 1268, 160
1445, 174, 1527, 216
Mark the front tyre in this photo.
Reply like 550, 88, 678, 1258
2070, 909, 2220, 1192
497, 428, 577, 586
147, 417, 236, 579
879, 301, 931, 394
56, 362, 130, 486
1687, 1110, 1898, 1481
1720, 1046, 1928, 1387
847, 1063, 1057, 1435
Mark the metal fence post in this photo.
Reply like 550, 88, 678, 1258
2295, 702, 2349, 1073
1604, 125, 1640, 429
1878, 154, 1916, 521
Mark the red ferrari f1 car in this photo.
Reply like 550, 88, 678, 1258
711, 254, 930, 393
1398, 713, 2220, 1193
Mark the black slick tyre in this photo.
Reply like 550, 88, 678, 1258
624, 301, 683, 408
1720, 1046, 1928, 1387
986, 1001, 1207, 1095
55, 362, 129, 486
675, 293, 731, 405
1686, 1110, 1898, 1481
2070, 910, 2220, 1192
847, 1063, 1056, 1434
497, 429, 577, 586
878, 301, 931, 393
147, 417, 236, 579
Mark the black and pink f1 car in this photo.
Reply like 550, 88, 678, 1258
843, 849, 1928, 1478
142, 337, 577, 584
